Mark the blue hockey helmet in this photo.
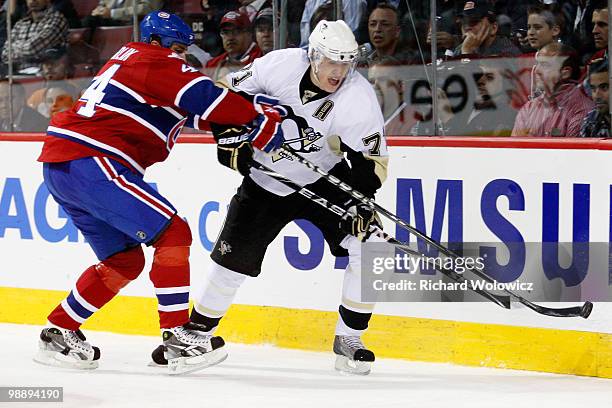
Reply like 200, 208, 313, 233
140, 11, 194, 48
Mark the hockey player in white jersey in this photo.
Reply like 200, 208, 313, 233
153, 20, 388, 375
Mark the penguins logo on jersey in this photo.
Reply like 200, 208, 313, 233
218, 240, 232, 255
301, 90, 318, 104
271, 105, 324, 163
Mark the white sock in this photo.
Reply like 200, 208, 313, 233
193, 261, 247, 320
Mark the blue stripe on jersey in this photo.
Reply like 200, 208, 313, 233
100, 82, 186, 140
66, 291, 94, 320
177, 79, 225, 118
186, 112, 200, 129
156, 292, 189, 306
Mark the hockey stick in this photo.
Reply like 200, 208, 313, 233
277, 146, 593, 319
384, 101, 407, 127
284, 134, 319, 144
250, 160, 510, 309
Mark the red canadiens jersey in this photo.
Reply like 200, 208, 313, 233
38, 42, 257, 174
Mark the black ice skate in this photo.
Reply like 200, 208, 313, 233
333, 335, 375, 375
153, 322, 227, 375
34, 327, 100, 370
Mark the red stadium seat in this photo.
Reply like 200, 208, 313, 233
92, 26, 135, 63
164, 0, 203, 14
73, 0, 99, 19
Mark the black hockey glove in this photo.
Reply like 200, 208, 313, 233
212, 123, 254, 176
339, 201, 379, 241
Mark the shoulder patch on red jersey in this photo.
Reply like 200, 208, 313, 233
168, 52, 184, 61
181, 64, 198, 73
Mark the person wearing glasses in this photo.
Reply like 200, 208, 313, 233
204, 10, 262, 81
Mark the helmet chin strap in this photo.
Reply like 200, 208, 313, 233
309, 51, 327, 91
311, 65, 323, 89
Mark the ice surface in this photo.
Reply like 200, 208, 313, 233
1, 323, 610, 408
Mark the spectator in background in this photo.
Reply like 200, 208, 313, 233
512, 42, 594, 137
38, 46, 73, 80
82, 0, 163, 42
38, 84, 76, 118
523, 4, 563, 53
300, 0, 366, 46
515, 5, 566, 102
364, 2, 416, 67
27, 47, 80, 117
0, 80, 48, 131
581, 58, 609, 137
28, 82, 77, 120
453, 0, 520, 57
464, 58, 518, 136
579, 3, 607, 93
205, 10, 261, 81
1, 0, 68, 73
589, 3, 608, 60
254, 7, 274, 55
1, 0, 79, 31
163, 0, 238, 58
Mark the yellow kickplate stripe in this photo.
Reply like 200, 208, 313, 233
1, 286, 611, 378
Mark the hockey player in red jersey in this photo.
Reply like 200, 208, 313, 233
34, 11, 285, 375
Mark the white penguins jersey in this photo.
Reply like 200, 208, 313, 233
225, 48, 388, 196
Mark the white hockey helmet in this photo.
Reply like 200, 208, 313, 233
308, 20, 359, 64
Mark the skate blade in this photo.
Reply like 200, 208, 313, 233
167, 347, 228, 375
334, 355, 371, 376
33, 349, 98, 370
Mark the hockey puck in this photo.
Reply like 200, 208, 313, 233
580, 301, 593, 319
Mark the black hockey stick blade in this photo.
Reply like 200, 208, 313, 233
581, 301, 594, 318
518, 299, 593, 319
